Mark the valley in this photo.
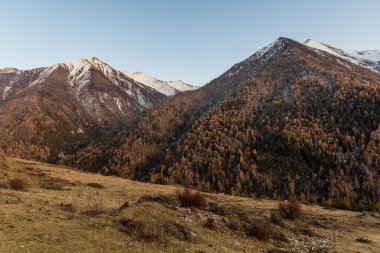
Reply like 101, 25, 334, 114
1, 36, 380, 253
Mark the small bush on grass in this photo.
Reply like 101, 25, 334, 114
9, 178, 28, 191
270, 212, 283, 225
0, 182, 9, 189
356, 237, 372, 244
278, 200, 304, 219
119, 218, 194, 243
119, 219, 163, 242
59, 203, 77, 213
176, 188, 207, 209
209, 202, 227, 215
138, 194, 178, 207
225, 217, 242, 231
204, 217, 218, 230
40, 177, 72, 190
246, 220, 277, 241
83, 194, 104, 216
118, 201, 129, 211
87, 182, 105, 189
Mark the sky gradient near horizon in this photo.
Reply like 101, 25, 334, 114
1, 0, 379, 85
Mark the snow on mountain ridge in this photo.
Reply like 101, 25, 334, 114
125, 71, 197, 96
225, 37, 288, 78
0, 68, 20, 73
304, 39, 380, 73
1, 58, 164, 120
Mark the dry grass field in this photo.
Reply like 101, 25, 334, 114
0, 152, 379, 253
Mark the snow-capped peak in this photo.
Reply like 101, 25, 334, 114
0, 67, 20, 73
124, 71, 197, 96
225, 37, 289, 78
304, 39, 380, 74
61, 57, 146, 95
63, 57, 117, 81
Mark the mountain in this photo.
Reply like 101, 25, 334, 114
125, 71, 198, 96
0, 57, 165, 161
304, 39, 380, 74
62, 37, 380, 210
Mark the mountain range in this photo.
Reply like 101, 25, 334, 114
0, 57, 195, 161
59, 38, 380, 210
1, 38, 380, 210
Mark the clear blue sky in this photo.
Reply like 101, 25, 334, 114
1, 0, 379, 85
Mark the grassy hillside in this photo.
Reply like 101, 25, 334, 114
0, 153, 379, 252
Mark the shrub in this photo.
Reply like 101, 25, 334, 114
138, 194, 178, 207
119, 219, 162, 242
0, 182, 9, 189
138, 222, 166, 242
331, 199, 351, 210
119, 218, 194, 243
40, 177, 72, 190
83, 194, 104, 216
246, 219, 277, 241
278, 200, 303, 219
209, 202, 227, 215
118, 201, 129, 211
356, 237, 372, 244
270, 212, 283, 225
204, 217, 217, 230
176, 188, 207, 209
166, 222, 194, 242
87, 182, 105, 189
225, 217, 242, 231
9, 178, 28, 191
59, 203, 77, 213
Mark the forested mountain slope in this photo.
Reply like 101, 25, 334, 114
62, 38, 380, 210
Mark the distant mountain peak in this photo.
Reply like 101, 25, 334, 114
224, 37, 290, 78
304, 38, 317, 44
304, 38, 380, 73
0, 67, 20, 73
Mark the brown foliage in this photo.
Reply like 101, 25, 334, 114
356, 237, 372, 244
138, 194, 178, 207
59, 203, 77, 213
278, 200, 304, 219
83, 194, 104, 216
40, 177, 72, 190
87, 182, 105, 189
246, 219, 279, 241
176, 188, 207, 209
119, 218, 194, 243
9, 178, 28, 191
270, 212, 283, 225
204, 217, 218, 230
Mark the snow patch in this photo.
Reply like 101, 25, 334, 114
115, 97, 124, 114
124, 72, 197, 96
2, 86, 11, 100
226, 37, 287, 77
304, 39, 380, 73
28, 65, 59, 88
